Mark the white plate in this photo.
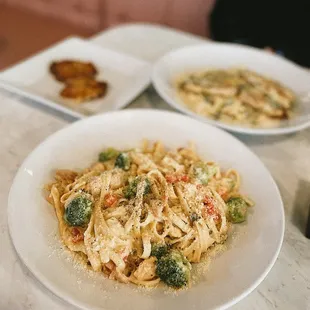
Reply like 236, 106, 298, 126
152, 43, 310, 135
8, 110, 284, 310
0, 37, 151, 118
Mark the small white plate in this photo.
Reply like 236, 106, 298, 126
152, 43, 310, 135
0, 37, 152, 118
8, 109, 284, 310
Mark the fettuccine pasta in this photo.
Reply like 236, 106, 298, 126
176, 68, 296, 128
45, 140, 253, 289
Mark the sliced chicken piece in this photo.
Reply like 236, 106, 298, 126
205, 86, 237, 97
110, 170, 126, 189
133, 257, 156, 281
89, 176, 102, 196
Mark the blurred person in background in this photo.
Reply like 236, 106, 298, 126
210, 0, 310, 67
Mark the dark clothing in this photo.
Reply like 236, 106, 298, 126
210, 0, 310, 67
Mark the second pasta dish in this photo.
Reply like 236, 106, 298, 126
176, 68, 296, 128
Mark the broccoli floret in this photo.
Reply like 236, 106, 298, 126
123, 177, 151, 199
193, 162, 217, 185
226, 197, 248, 223
64, 196, 93, 226
99, 148, 119, 162
115, 153, 131, 171
123, 178, 137, 199
151, 243, 169, 260
155, 250, 191, 288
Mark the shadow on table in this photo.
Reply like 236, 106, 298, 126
1, 86, 308, 146
292, 179, 310, 235
145, 86, 176, 111
234, 132, 297, 146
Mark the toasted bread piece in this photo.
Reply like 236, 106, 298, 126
60, 77, 108, 103
50, 60, 97, 82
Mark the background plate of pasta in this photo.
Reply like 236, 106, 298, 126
8, 110, 284, 310
152, 43, 310, 135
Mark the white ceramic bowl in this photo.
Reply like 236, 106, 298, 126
152, 43, 310, 135
8, 110, 284, 310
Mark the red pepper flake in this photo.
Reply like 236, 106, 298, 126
71, 228, 84, 243
104, 193, 118, 207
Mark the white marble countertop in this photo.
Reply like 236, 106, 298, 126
0, 23, 310, 310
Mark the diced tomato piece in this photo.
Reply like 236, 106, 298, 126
203, 196, 220, 222
202, 205, 220, 222
203, 196, 214, 205
180, 175, 190, 182
71, 227, 80, 236
166, 174, 189, 183
104, 193, 118, 207
166, 175, 178, 183
71, 228, 84, 243
206, 204, 216, 216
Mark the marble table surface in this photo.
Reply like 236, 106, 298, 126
0, 24, 309, 310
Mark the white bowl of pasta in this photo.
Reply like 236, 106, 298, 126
152, 43, 310, 135
8, 109, 284, 310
